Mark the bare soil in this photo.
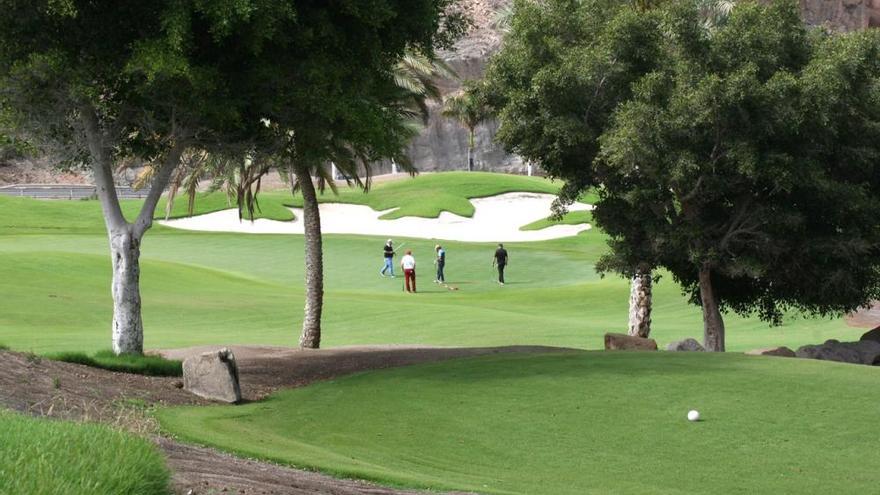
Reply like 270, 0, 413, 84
1, 344, 570, 494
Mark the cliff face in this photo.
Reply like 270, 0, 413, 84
407, 0, 880, 174
801, 0, 880, 30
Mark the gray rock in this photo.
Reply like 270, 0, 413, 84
745, 346, 796, 358
666, 338, 705, 352
183, 348, 242, 403
604, 333, 658, 351
796, 339, 880, 366
860, 326, 880, 344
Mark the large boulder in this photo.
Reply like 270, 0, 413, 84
183, 348, 242, 403
745, 346, 796, 358
666, 338, 705, 352
860, 326, 880, 344
796, 339, 880, 366
604, 333, 658, 351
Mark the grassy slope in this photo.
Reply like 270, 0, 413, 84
0, 172, 856, 354
158, 351, 880, 495
0, 410, 169, 495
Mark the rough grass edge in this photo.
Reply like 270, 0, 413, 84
48, 349, 183, 377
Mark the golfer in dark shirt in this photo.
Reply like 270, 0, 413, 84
380, 239, 395, 277
434, 244, 446, 283
493, 243, 508, 285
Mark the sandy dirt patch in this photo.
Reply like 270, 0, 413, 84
159, 192, 592, 242
846, 301, 880, 328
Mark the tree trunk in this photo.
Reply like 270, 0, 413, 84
80, 104, 184, 355
109, 226, 144, 354
627, 269, 652, 338
699, 262, 725, 351
295, 166, 324, 349
467, 129, 475, 172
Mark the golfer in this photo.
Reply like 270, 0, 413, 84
380, 239, 395, 277
401, 249, 417, 293
493, 243, 508, 285
434, 244, 446, 283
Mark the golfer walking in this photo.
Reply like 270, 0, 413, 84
493, 243, 508, 285
434, 244, 446, 284
401, 249, 417, 293
380, 239, 396, 277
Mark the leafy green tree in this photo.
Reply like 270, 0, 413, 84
599, 2, 880, 350
490, 0, 880, 351
442, 80, 493, 171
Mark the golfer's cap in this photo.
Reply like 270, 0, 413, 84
435, 244, 441, 249
387, 239, 393, 244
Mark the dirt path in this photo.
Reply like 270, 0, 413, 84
846, 301, 880, 328
2, 344, 573, 494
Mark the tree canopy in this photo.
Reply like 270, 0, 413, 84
487, 0, 880, 350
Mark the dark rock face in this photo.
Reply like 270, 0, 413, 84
860, 326, 880, 343
745, 346, 797, 358
796, 339, 880, 365
604, 333, 658, 351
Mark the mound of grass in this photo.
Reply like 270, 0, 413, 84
0, 343, 8, 351
520, 210, 593, 231
158, 352, 880, 494
48, 350, 182, 377
0, 410, 170, 495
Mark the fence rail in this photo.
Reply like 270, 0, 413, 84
0, 184, 152, 200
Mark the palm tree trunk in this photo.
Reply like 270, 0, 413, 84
699, 262, 725, 351
627, 268, 652, 338
295, 166, 324, 349
468, 128, 475, 171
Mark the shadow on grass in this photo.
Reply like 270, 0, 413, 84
47, 349, 182, 377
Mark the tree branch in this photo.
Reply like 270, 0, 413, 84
134, 140, 186, 237
79, 103, 127, 231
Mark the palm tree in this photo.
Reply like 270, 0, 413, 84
441, 80, 492, 171
280, 49, 453, 349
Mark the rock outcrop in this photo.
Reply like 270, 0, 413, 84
796, 339, 880, 365
605, 333, 658, 351
666, 338, 705, 352
800, 0, 880, 31
745, 346, 797, 358
182, 348, 242, 403
860, 326, 880, 343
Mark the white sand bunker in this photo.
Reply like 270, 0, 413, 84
159, 192, 593, 242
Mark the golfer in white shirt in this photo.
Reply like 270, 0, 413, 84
400, 250, 417, 293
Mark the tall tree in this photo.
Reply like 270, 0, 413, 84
194, 2, 465, 349
601, 1, 880, 350
442, 79, 493, 171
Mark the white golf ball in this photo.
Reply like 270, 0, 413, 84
687, 410, 700, 422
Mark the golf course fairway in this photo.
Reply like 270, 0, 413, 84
157, 351, 880, 494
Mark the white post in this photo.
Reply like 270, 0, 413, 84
391, 158, 398, 175
331, 162, 338, 180
527, 161, 533, 177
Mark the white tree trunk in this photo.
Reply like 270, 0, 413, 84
109, 227, 144, 354
295, 166, 324, 349
699, 262, 725, 351
80, 103, 184, 355
627, 270, 652, 338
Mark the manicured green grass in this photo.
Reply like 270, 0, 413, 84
158, 351, 880, 494
0, 410, 170, 495
0, 172, 859, 355
520, 210, 593, 231
48, 349, 183, 376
